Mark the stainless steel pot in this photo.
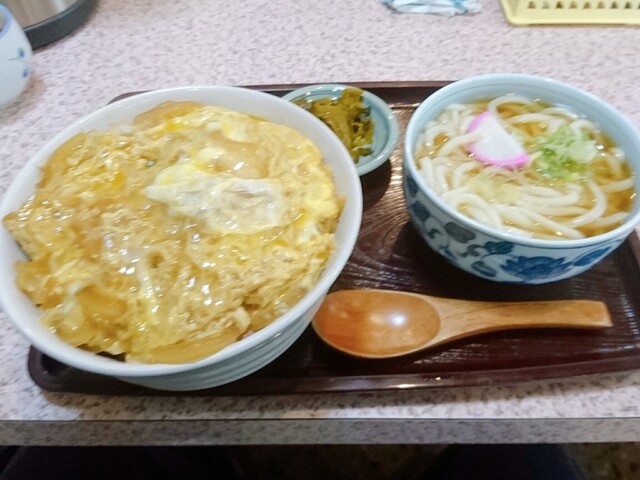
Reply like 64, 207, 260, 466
0, 0, 97, 49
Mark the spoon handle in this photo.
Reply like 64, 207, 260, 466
428, 297, 612, 346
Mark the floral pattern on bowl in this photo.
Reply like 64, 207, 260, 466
403, 171, 623, 284
11, 47, 30, 78
0, 4, 33, 107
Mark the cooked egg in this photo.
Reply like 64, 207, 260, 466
144, 162, 290, 234
4, 102, 343, 364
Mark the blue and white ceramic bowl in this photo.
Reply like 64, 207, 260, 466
283, 84, 399, 176
403, 74, 640, 284
0, 86, 362, 390
0, 4, 32, 108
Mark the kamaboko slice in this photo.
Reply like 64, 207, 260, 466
466, 111, 530, 169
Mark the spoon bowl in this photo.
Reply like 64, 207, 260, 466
311, 289, 612, 358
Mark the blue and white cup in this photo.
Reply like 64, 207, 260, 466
0, 4, 32, 108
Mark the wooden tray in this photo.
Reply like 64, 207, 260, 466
27, 82, 640, 396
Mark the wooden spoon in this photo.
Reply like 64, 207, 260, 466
311, 289, 612, 358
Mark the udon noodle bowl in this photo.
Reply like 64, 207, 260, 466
414, 95, 636, 240
3, 101, 343, 365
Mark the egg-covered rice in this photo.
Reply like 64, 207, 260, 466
3, 101, 343, 363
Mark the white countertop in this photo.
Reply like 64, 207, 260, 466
2, 0, 640, 445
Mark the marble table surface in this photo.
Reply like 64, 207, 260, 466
1, 0, 640, 445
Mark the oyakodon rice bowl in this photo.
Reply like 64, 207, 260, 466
0, 86, 362, 391
403, 74, 640, 284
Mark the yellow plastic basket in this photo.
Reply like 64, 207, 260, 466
499, 0, 640, 25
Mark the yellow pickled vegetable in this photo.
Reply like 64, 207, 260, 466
295, 88, 374, 162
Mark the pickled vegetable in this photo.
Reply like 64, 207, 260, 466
295, 88, 374, 162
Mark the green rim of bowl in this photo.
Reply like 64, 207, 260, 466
282, 84, 399, 176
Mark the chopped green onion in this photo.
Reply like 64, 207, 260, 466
531, 126, 597, 181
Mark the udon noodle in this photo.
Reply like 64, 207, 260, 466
415, 95, 635, 240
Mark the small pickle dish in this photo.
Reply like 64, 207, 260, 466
283, 84, 399, 176
0, 86, 362, 391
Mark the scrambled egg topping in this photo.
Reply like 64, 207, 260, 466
3, 101, 343, 364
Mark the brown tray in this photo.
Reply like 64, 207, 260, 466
27, 82, 640, 396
